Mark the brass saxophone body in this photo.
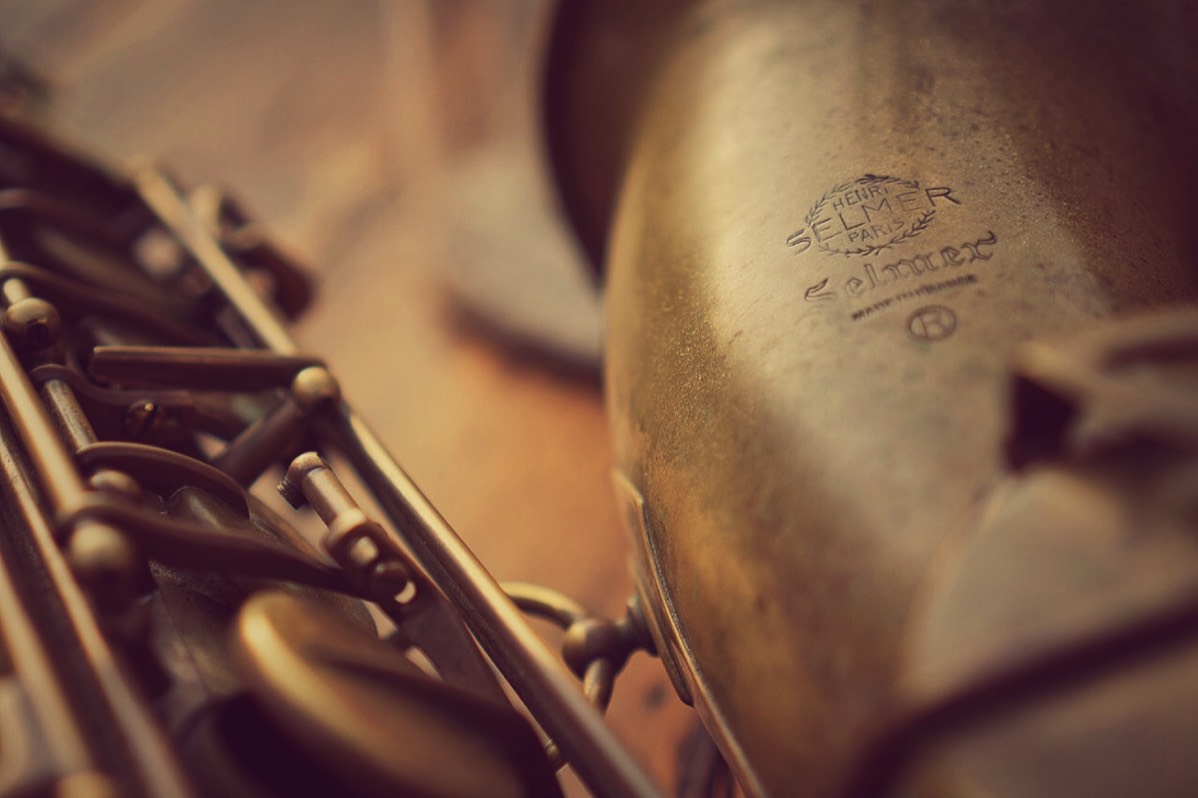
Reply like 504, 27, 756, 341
546, 1, 1198, 796
0, 1, 1197, 796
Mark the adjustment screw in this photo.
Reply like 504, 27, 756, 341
370, 560, 414, 599
65, 523, 142, 612
3, 297, 62, 351
277, 451, 325, 508
122, 400, 161, 439
563, 618, 629, 677
290, 366, 340, 414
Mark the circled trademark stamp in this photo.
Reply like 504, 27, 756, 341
906, 305, 957, 341
786, 174, 960, 258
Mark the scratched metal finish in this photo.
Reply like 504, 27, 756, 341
597, 1, 1198, 795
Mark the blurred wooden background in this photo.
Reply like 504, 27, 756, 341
0, 0, 695, 794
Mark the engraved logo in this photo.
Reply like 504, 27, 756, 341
906, 305, 957, 341
787, 174, 959, 257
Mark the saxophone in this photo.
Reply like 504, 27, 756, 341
546, 2, 1198, 796
1, 1, 1197, 797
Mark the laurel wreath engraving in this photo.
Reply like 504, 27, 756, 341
801, 174, 936, 258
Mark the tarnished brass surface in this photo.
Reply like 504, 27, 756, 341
1, 3, 1196, 796
582, 1, 1198, 795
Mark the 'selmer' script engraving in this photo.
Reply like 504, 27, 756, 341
787, 174, 960, 257
803, 231, 998, 322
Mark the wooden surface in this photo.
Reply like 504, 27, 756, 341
0, 1, 696, 793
